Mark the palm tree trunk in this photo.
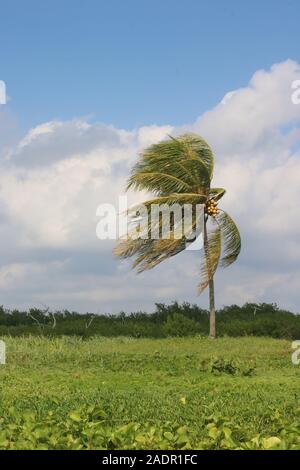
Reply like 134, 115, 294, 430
208, 278, 216, 339
203, 216, 216, 339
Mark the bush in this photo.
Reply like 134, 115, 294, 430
162, 313, 202, 337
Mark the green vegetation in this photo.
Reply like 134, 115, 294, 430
114, 134, 241, 338
0, 302, 299, 339
0, 335, 300, 449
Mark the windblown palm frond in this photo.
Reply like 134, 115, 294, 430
128, 192, 207, 210
115, 193, 204, 272
216, 210, 241, 267
115, 237, 187, 273
178, 134, 214, 178
133, 238, 187, 272
209, 187, 226, 201
127, 134, 214, 195
198, 219, 222, 294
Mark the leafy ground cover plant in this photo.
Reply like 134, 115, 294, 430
199, 357, 256, 376
0, 406, 300, 449
0, 336, 299, 450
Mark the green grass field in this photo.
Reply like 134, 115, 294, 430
0, 335, 300, 449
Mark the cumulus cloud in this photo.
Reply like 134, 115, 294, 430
0, 60, 299, 312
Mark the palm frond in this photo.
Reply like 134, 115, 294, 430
127, 171, 193, 195
209, 187, 226, 201
133, 238, 186, 272
178, 134, 214, 178
127, 134, 213, 195
114, 201, 204, 272
114, 235, 186, 273
198, 219, 221, 294
216, 210, 241, 267
128, 193, 207, 212
113, 237, 150, 259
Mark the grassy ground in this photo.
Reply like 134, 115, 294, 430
0, 335, 300, 449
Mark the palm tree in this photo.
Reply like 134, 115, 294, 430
114, 134, 241, 338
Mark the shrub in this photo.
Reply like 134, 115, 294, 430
162, 313, 202, 337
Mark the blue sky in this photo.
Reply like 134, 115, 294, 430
2, 0, 300, 131
0, 1, 300, 312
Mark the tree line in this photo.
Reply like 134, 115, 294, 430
0, 302, 298, 339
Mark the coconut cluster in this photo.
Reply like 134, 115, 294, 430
206, 199, 219, 217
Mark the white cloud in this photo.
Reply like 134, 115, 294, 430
0, 60, 299, 312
